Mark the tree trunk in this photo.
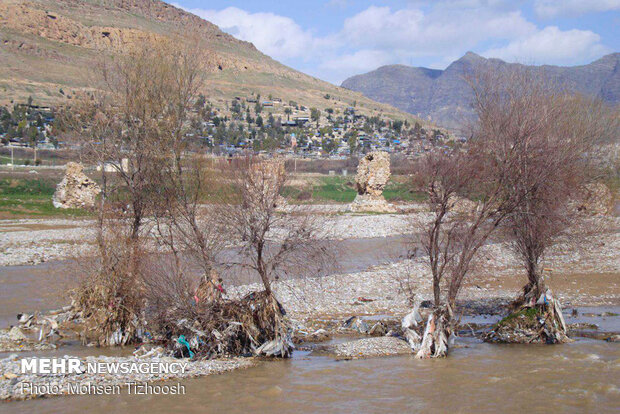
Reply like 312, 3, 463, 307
259, 269, 272, 296
433, 276, 441, 307
131, 206, 142, 241
415, 305, 453, 358
256, 242, 272, 296
519, 261, 546, 307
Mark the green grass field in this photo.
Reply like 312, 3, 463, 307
283, 175, 427, 204
0, 173, 427, 219
0, 178, 91, 218
0, 156, 32, 165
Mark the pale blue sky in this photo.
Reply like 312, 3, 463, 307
173, 0, 619, 84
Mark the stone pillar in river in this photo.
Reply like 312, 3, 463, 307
349, 151, 396, 213
52, 162, 101, 209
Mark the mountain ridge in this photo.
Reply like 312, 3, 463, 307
342, 52, 620, 129
0, 0, 426, 125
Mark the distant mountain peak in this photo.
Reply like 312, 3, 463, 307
342, 53, 619, 129
462, 51, 483, 59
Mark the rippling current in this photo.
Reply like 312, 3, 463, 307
5, 338, 619, 413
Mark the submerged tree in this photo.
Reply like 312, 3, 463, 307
407, 145, 518, 358
216, 157, 333, 356
474, 68, 618, 343
62, 39, 207, 345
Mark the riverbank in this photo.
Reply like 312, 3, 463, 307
0, 211, 418, 267
1, 207, 618, 268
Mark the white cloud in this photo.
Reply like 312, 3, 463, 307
173, 2, 612, 84
483, 26, 611, 65
534, 0, 620, 18
337, 6, 536, 57
176, 6, 315, 60
320, 50, 392, 72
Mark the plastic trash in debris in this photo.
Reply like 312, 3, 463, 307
17, 313, 33, 325
401, 303, 422, 350
368, 322, 387, 336
177, 335, 194, 359
133, 345, 165, 358
401, 304, 422, 329
343, 316, 370, 334
255, 335, 294, 358
536, 289, 554, 305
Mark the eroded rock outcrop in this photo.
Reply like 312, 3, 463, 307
247, 159, 287, 208
52, 162, 100, 209
349, 151, 396, 213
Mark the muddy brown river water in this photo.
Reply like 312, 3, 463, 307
2, 228, 619, 412
2, 338, 619, 413
0, 236, 413, 327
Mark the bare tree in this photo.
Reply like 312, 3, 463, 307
213, 156, 332, 356
62, 39, 208, 346
473, 68, 619, 343
219, 157, 331, 296
65, 39, 204, 240
146, 155, 228, 322
409, 145, 517, 358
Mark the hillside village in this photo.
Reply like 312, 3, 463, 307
0, 0, 454, 161
0, 100, 57, 160
1, 95, 453, 160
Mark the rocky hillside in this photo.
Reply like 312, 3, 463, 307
342, 52, 620, 129
0, 0, 423, 123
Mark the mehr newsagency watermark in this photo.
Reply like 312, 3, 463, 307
17, 357, 188, 396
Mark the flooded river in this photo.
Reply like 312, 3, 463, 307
2, 225, 619, 412
3, 338, 619, 413
0, 235, 412, 328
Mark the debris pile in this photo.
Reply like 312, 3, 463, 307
349, 151, 396, 213
341, 316, 390, 336
155, 291, 292, 359
0, 306, 79, 352
52, 162, 101, 209
484, 289, 569, 344
72, 261, 145, 347
401, 304, 453, 358
6, 288, 293, 360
